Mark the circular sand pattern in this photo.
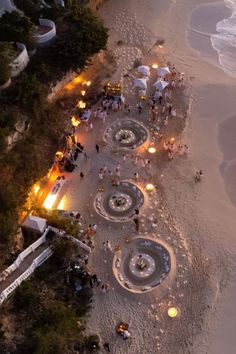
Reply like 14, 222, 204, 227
103, 120, 148, 149
94, 181, 144, 221
108, 193, 132, 212
113, 238, 171, 293
129, 254, 156, 278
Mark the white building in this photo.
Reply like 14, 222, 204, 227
0, 0, 16, 17
9, 43, 29, 77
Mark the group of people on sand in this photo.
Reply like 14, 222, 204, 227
98, 163, 121, 186
163, 140, 189, 160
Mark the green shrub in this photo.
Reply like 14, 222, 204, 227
14, 281, 40, 310
0, 57, 10, 85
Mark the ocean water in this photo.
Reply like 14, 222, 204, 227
188, 0, 236, 78
211, 0, 236, 78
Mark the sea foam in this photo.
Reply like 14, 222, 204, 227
211, 0, 236, 78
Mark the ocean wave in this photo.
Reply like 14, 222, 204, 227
211, 0, 236, 78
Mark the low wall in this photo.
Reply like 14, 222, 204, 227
34, 18, 56, 47
10, 43, 29, 78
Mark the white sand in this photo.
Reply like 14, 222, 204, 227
59, 0, 236, 352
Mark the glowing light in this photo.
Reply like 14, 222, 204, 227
57, 195, 67, 210
158, 45, 163, 48
71, 116, 80, 127
168, 307, 178, 318
152, 64, 158, 69
64, 76, 82, 91
81, 90, 86, 96
86, 81, 91, 86
43, 193, 57, 210
74, 76, 82, 84
55, 151, 64, 161
148, 147, 156, 154
146, 183, 154, 191
170, 137, 175, 142
33, 184, 40, 195
77, 100, 86, 109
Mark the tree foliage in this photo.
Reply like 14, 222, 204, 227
14, 0, 42, 23
0, 57, 10, 85
0, 4, 108, 247
0, 11, 35, 48
51, 7, 108, 71
14, 281, 40, 310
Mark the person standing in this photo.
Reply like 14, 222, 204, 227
133, 217, 139, 231
135, 208, 139, 215
80, 172, 84, 179
103, 342, 111, 352
116, 163, 121, 177
103, 241, 107, 251
134, 172, 139, 181
92, 224, 97, 233
106, 240, 112, 252
95, 144, 100, 153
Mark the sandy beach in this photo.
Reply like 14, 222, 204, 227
51, 0, 236, 352
97, 1, 236, 352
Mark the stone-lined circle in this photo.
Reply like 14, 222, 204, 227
94, 181, 144, 221
108, 193, 132, 212
113, 238, 172, 293
129, 254, 156, 278
103, 119, 148, 149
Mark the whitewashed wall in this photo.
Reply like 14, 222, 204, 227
34, 18, 56, 47
10, 43, 29, 77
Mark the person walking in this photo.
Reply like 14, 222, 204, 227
95, 144, 100, 153
80, 172, 84, 179
122, 154, 127, 163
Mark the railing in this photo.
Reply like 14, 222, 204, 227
0, 226, 91, 305
1, 231, 47, 280
0, 248, 52, 304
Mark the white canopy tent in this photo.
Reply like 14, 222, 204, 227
134, 78, 147, 90
153, 80, 169, 91
138, 65, 150, 76
22, 215, 47, 234
157, 66, 171, 77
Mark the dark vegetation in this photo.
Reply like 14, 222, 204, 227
0, 239, 99, 354
0, 3, 108, 250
